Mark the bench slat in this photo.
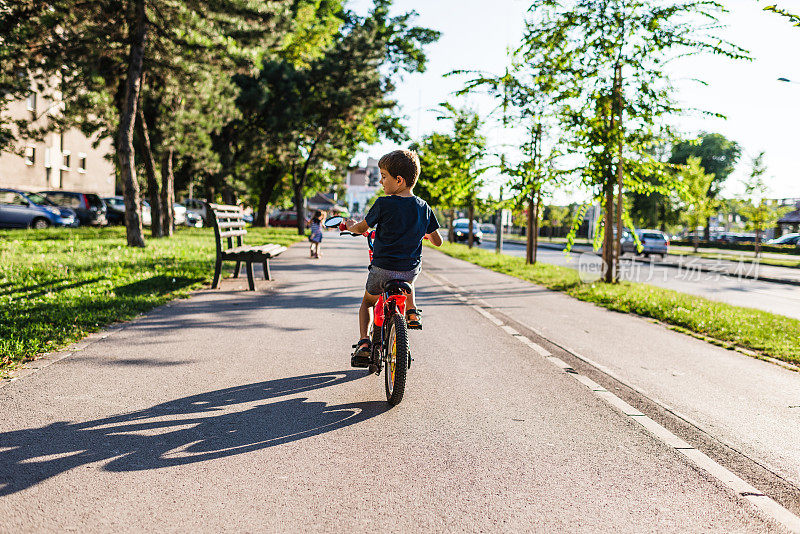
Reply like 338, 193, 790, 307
217, 221, 246, 230
223, 245, 286, 255
219, 229, 247, 239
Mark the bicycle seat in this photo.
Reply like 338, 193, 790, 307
383, 279, 412, 295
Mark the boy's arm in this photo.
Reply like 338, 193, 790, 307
346, 218, 370, 234
426, 229, 443, 247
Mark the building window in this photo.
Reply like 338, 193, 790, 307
24, 146, 35, 165
27, 92, 37, 112
78, 153, 87, 173
62, 150, 71, 170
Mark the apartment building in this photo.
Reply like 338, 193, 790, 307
0, 89, 115, 196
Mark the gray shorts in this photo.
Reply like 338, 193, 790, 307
366, 264, 421, 295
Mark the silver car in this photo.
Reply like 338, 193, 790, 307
621, 229, 669, 258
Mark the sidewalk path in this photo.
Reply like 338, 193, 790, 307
0, 237, 788, 532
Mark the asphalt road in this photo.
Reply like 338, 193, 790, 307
479, 238, 800, 320
0, 236, 788, 532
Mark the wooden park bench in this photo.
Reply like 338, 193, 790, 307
207, 203, 287, 291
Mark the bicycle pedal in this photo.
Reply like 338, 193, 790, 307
350, 354, 371, 368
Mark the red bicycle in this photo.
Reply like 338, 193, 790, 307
324, 216, 411, 405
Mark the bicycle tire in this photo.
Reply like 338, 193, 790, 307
384, 313, 408, 405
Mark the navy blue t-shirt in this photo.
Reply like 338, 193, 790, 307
365, 195, 440, 271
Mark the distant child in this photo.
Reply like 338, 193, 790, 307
345, 149, 443, 364
309, 210, 324, 258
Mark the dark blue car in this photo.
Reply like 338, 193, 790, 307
0, 188, 78, 229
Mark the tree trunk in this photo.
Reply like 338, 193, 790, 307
116, 0, 147, 248
255, 188, 270, 227
448, 209, 455, 243
603, 186, 614, 283
136, 106, 162, 238
613, 63, 624, 282
526, 190, 535, 265
222, 185, 236, 206
467, 201, 475, 249
160, 148, 174, 236
255, 164, 283, 227
755, 227, 762, 258
704, 216, 711, 241
495, 195, 503, 255
532, 191, 541, 264
293, 176, 306, 236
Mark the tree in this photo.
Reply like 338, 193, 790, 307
3, 0, 298, 246
678, 157, 718, 252
669, 133, 742, 239
738, 152, 787, 257
525, 0, 748, 281
457, 15, 573, 264
416, 104, 488, 248
237, 1, 439, 235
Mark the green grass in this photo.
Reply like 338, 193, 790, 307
431, 241, 800, 364
0, 226, 304, 370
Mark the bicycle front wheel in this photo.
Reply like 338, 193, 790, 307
384, 312, 408, 405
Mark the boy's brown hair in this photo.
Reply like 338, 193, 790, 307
378, 149, 421, 188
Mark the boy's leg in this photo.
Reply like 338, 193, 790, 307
359, 291, 380, 340
406, 284, 416, 311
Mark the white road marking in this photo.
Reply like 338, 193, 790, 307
470, 305, 503, 326
426, 267, 800, 533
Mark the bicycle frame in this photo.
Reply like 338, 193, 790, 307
374, 292, 407, 328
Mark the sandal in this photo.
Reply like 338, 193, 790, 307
406, 309, 422, 330
351, 338, 371, 367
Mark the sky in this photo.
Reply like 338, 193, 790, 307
349, 0, 800, 205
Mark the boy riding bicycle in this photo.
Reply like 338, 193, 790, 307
345, 149, 443, 364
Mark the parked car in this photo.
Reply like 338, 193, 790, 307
105, 196, 201, 227
40, 190, 107, 226
480, 223, 497, 234
182, 198, 209, 223
0, 188, 78, 228
712, 232, 760, 244
767, 233, 800, 246
103, 196, 126, 225
103, 196, 150, 225
174, 202, 203, 227
452, 218, 483, 244
621, 229, 670, 258
269, 210, 309, 228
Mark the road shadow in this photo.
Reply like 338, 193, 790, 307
0, 370, 384, 496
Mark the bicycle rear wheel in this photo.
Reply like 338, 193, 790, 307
384, 313, 408, 405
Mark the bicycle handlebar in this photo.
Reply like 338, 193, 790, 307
339, 227, 374, 250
